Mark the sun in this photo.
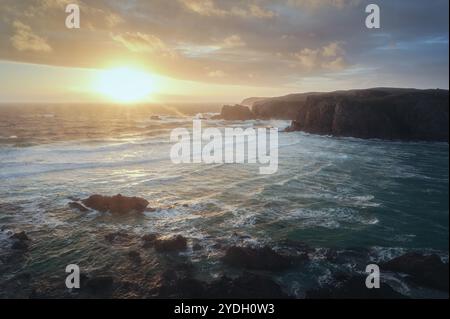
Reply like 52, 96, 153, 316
95, 67, 156, 103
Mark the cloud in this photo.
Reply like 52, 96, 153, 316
248, 4, 276, 18
322, 56, 346, 70
180, 0, 226, 16
0, 0, 447, 90
287, 0, 361, 9
322, 41, 344, 57
179, 0, 275, 18
10, 20, 52, 52
294, 48, 320, 69
111, 32, 169, 53
294, 42, 346, 71
207, 69, 226, 77
221, 35, 245, 48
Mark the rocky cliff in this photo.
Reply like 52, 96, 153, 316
251, 93, 319, 119
285, 88, 449, 142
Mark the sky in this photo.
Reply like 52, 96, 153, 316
0, 0, 448, 103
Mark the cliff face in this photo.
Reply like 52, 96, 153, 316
240, 97, 268, 108
286, 88, 449, 142
251, 93, 318, 119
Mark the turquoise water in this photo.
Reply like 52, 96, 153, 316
0, 104, 448, 298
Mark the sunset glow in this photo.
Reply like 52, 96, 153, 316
94, 67, 157, 103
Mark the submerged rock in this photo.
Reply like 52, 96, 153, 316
127, 250, 142, 264
223, 246, 295, 271
306, 273, 407, 299
382, 252, 449, 292
149, 269, 205, 298
141, 233, 188, 252
208, 273, 291, 299
85, 276, 114, 295
11, 241, 29, 250
154, 235, 188, 252
104, 231, 135, 244
149, 269, 290, 299
141, 233, 158, 248
11, 231, 30, 242
10, 231, 30, 250
82, 194, 149, 214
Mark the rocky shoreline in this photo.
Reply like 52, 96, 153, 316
215, 88, 449, 142
0, 194, 448, 299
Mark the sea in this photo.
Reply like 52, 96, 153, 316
0, 103, 448, 298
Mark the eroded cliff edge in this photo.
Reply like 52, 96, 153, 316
285, 88, 448, 142
216, 88, 448, 142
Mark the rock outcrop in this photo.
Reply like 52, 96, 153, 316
82, 194, 149, 214
284, 88, 449, 141
149, 269, 290, 299
306, 273, 407, 299
10, 231, 30, 250
381, 252, 449, 292
213, 104, 255, 120
222, 246, 298, 271
85, 276, 114, 295
141, 234, 188, 252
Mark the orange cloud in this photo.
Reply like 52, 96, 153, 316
10, 20, 52, 52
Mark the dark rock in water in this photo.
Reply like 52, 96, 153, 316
11, 231, 30, 242
11, 240, 29, 250
306, 274, 407, 299
192, 243, 202, 251
154, 235, 188, 252
382, 253, 449, 292
127, 250, 142, 264
164, 277, 205, 298
284, 88, 449, 141
277, 239, 314, 254
104, 231, 134, 244
324, 247, 372, 267
14, 272, 32, 282
149, 269, 206, 298
207, 273, 291, 299
213, 104, 255, 120
141, 233, 159, 248
284, 123, 299, 132
149, 268, 290, 299
85, 276, 114, 294
223, 246, 294, 271
10, 231, 30, 250
82, 194, 149, 214
68, 201, 89, 212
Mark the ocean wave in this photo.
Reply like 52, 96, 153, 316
278, 207, 379, 229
